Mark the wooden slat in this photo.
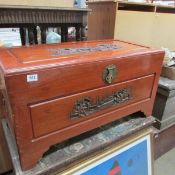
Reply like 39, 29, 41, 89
0, 92, 12, 174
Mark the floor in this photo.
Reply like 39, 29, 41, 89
155, 147, 175, 175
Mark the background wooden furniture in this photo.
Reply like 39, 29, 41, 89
88, 0, 175, 50
0, 123, 12, 174
154, 123, 175, 159
88, 0, 117, 40
0, 5, 90, 45
152, 77, 175, 158
0, 93, 12, 174
153, 77, 175, 129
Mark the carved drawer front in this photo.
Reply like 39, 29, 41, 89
29, 74, 154, 138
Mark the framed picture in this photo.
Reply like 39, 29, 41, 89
59, 128, 153, 175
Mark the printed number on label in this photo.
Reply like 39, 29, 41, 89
27, 74, 38, 82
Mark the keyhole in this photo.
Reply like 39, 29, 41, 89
106, 73, 113, 84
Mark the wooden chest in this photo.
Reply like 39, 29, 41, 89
0, 40, 164, 170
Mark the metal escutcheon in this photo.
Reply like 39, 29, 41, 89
103, 64, 117, 84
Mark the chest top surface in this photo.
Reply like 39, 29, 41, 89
0, 40, 162, 75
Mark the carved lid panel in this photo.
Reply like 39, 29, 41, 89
0, 40, 161, 75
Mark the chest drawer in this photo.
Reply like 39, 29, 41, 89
30, 74, 154, 138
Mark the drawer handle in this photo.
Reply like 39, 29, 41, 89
103, 64, 117, 84
71, 88, 132, 119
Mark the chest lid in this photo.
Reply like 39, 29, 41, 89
0, 40, 161, 75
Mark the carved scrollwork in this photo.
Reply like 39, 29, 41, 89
71, 88, 132, 119
50, 44, 120, 56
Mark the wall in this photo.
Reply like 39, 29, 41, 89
0, 0, 74, 8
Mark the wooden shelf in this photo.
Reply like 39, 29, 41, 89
88, 0, 175, 49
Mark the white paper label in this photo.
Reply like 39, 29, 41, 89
27, 74, 38, 82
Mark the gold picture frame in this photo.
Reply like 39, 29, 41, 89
58, 127, 154, 175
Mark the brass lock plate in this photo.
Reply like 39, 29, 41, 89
103, 64, 117, 84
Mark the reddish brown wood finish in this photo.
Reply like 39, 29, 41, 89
30, 74, 154, 138
0, 40, 164, 170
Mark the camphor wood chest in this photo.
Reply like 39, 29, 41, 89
0, 40, 164, 170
